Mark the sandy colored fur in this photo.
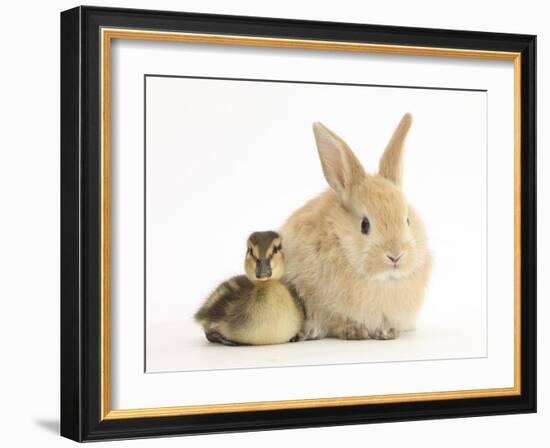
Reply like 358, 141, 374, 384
280, 114, 432, 340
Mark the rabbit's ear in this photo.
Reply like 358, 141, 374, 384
378, 113, 412, 185
313, 122, 365, 203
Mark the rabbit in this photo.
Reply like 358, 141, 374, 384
280, 113, 431, 341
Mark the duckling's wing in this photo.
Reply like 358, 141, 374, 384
211, 276, 256, 326
194, 275, 253, 325
194, 283, 228, 324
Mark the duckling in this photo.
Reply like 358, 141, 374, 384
194, 231, 305, 346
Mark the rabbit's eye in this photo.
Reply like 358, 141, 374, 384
361, 217, 370, 235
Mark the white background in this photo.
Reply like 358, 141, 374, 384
0, 0, 546, 447
146, 75, 488, 372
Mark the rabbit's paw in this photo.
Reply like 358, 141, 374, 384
371, 327, 399, 340
342, 324, 371, 340
299, 325, 323, 341
330, 321, 371, 340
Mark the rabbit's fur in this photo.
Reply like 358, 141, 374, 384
281, 114, 431, 340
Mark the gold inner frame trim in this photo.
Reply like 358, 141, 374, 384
100, 27, 522, 421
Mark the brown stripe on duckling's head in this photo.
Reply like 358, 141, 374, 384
247, 231, 281, 258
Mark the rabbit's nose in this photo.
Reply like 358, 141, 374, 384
387, 253, 403, 263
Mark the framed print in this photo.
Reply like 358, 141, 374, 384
60, 6, 536, 442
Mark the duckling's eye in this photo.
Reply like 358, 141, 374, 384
247, 247, 253, 256
406, 217, 410, 226
361, 217, 370, 235
272, 244, 282, 255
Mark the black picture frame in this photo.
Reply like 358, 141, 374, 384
61, 5, 536, 442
